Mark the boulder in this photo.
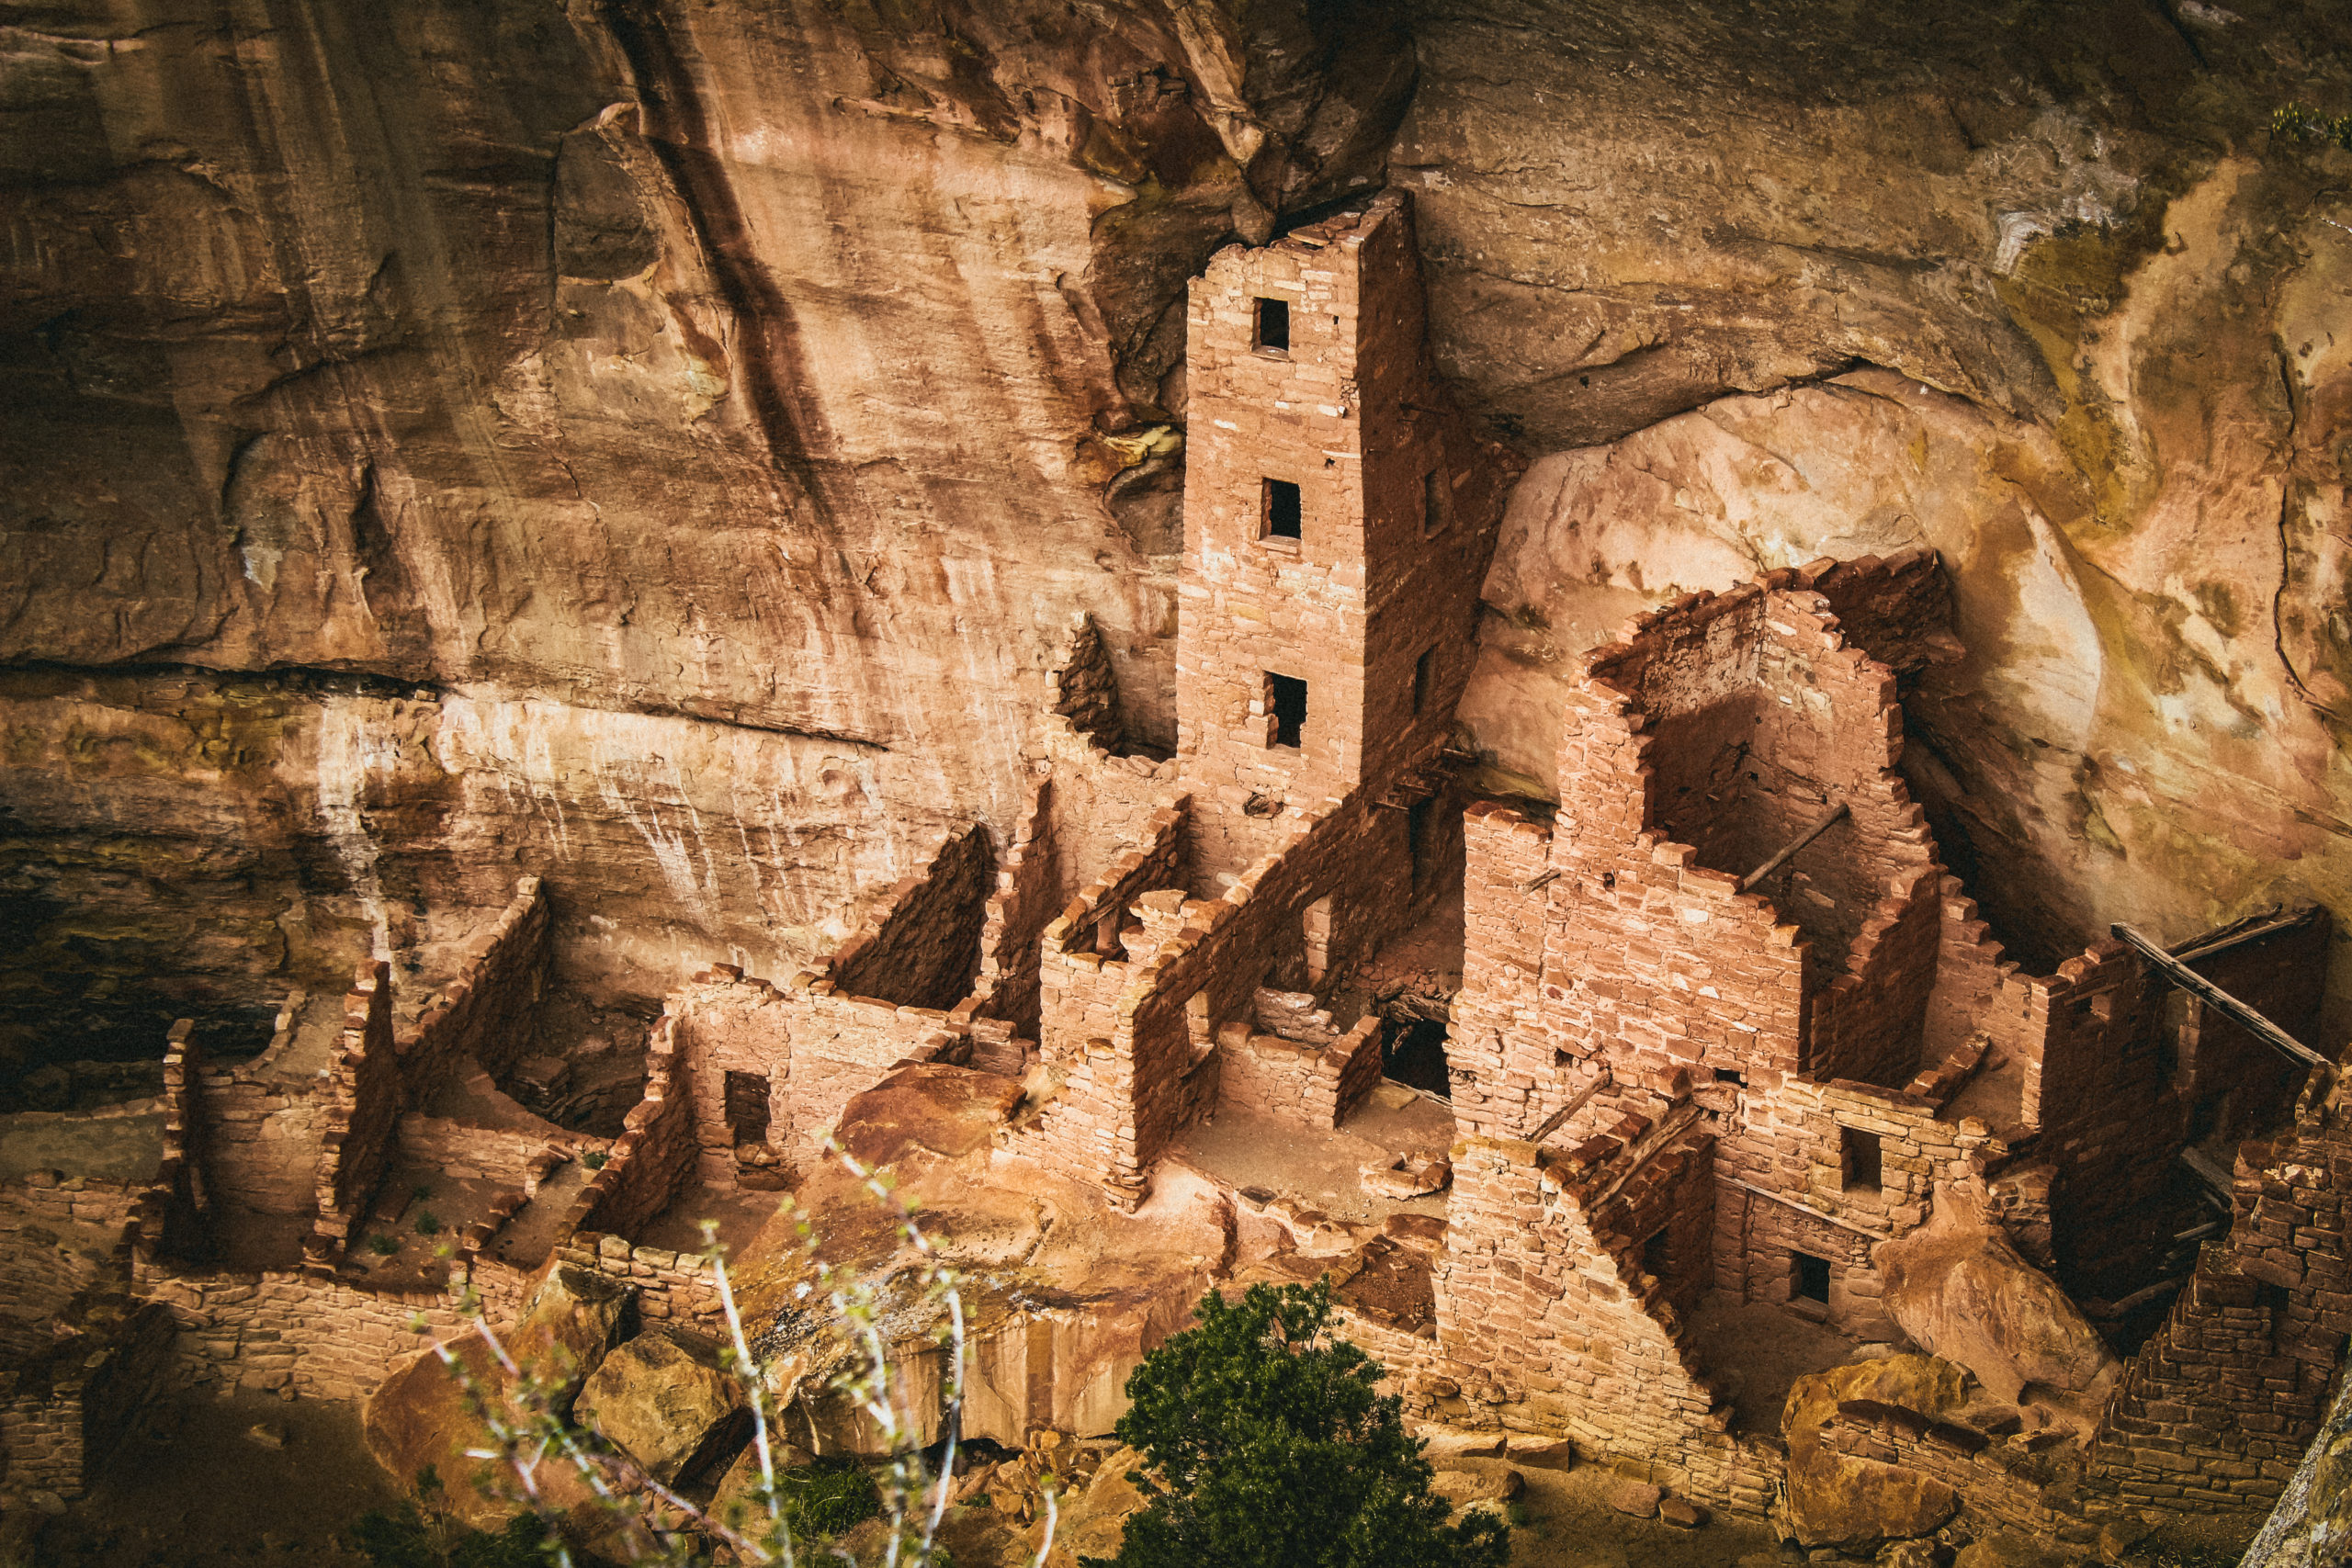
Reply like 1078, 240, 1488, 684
1659, 1496, 1705, 1529
1609, 1480, 1663, 1518
1505, 1434, 1576, 1470
1874, 1181, 2120, 1428
512, 1263, 636, 1409
1022, 1444, 1152, 1568
363, 1337, 605, 1532
1431, 1468, 1520, 1516
575, 1325, 746, 1485
1420, 1429, 1506, 1460
1776, 1355, 1970, 1551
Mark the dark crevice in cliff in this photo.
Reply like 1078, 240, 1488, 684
595, 0, 842, 531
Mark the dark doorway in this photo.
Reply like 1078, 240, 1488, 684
1792, 1250, 1832, 1305
1408, 796, 1436, 892
1840, 1125, 1883, 1191
1643, 1226, 1672, 1280
1263, 478, 1302, 539
723, 1070, 772, 1145
1255, 297, 1289, 353
1385, 1019, 1451, 1100
1268, 673, 1307, 749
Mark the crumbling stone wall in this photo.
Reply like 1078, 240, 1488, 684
136, 1266, 466, 1402
550, 1232, 725, 1336
1031, 620, 1181, 906
404, 875, 552, 1088
826, 826, 992, 1011
570, 1011, 695, 1235
2090, 1065, 2351, 1516
1213, 1014, 1383, 1129
962, 776, 1058, 1054
0, 1300, 175, 1503
1818, 1400, 2111, 1551
311, 960, 401, 1262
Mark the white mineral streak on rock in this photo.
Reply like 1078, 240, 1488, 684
313, 699, 398, 961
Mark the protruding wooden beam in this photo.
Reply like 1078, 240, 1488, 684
2112, 921, 2333, 1072
2177, 1145, 2236, 1208
1739, 803, 1850, 894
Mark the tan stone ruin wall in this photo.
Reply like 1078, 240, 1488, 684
401, 875, 552, 1088
0, 1178, 137, 1359
133, 1264, 468, 1403
1050, 613, 1127, 751
551, 1232, 726, 1337
1213, 1014, 1383, 1129
1817, 1404, 2108, 1550
2089, 1066, 2351, 1517
1449, 802, 1564, 1144
824, 824, 993, 1012
1035, 803, 1192, 1062
1436, 1135, 1772, 1516
963, 775, 1058, 1054
311, 960, 401, 1259
668, 968, 961, 1190
569, 1010, 695, 1234
0, 1303, 173, 1504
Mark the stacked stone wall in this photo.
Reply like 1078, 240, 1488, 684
962, 775, 1059, 1053
568, 1012, 696, 1236
1818, 1402, 2110, 1551
311, 960, 401, 1259
551, 1232, 725, 1335
1174, 193, 1508, 883
1214, 1015, 1383, 1128
825, 826, 993, 1011
134, 1263, 469, 1402
2089, 1065, 2350, 1517
1433, 1134, 1773, 1516
403, 875, 551, 1088
0, 1301, 174, 1502
1024, 793, 1416, 1201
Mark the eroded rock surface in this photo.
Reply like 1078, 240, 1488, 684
1777, 1354, 1969, 1551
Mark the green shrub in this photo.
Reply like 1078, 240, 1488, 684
731, 1456, 883, 1542
582, 1149, 608, 1170
1088, 1280, 1509, 1568
415, 1210, 442, 1237
368, 1234, 401, 1257
349, 1505, 545, 1568
2273, 101, 2352, 151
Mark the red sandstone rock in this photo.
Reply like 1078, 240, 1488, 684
1609, 1480, 1663, 1518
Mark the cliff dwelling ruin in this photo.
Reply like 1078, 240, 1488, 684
4, 6, 2351, 1568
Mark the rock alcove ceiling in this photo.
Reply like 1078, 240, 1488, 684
4, 0, 2348, 1028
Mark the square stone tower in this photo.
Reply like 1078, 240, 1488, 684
1175, 191, 1472, 882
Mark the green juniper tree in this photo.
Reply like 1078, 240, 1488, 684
1090, 1281, 1510, 1568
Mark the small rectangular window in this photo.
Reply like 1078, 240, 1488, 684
1268, 672, 1306, 749
1841, 1125, 1883, 1191
1263, 479, 1302, 540
1421, 468, 1451, 536
1643, 1226, 1672, 1280
1408, 797, 1435, 891
1792, 1250, 1831, 1304
723, 1070, 772, 1146
1255, 297, 1289, 354
1412, 647, 1434, 716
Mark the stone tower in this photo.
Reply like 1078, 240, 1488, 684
1174, 191, 1475, 884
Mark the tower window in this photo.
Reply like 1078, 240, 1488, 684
1792, 1250, 1831, 1304
1840, 1125, 1883, 1192
1262, 479, 1302, 540
1643, 1226, 1672, 1280
1255, 297, 1289, 354
1421, 468, 1451, 536
1267, 672, 1306, 749
1412, 647, 1434, 715
724, 1070, 772, 1146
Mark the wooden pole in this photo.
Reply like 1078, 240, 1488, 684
1739, 803, 1850, 894
2111, 922, 2333, 1072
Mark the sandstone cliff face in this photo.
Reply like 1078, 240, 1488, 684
3, 2, 2349, 1033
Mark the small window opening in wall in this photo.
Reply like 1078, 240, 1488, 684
1715, 1068, 1747, 1089
1186, 990, 1214, 1049
1792, 1250, 1832, 1305
1263, 478, 1303, 540
1841, 1125, 1883, 1191
1268, 672, 1306, 749
1421, 468, 1451, 536
1255, 296, 1289, 353
1642, 1226, 1672, 1281
1413, 647, 1434, 716
723, 1070, 772, 1146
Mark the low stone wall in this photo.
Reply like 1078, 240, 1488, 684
134, 1264, 469, 1403
0, 1301, 175, 1502
1215, 1017, 1382, 1129
311, 960, 401, 1261
567, 1014, 695, 1238
962, 775, 1057, 1052
406, 875, 551, 1086
550, 1232, 724, 1335
823, 827, 993, 1012
1818, 1400, 2109, 1551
